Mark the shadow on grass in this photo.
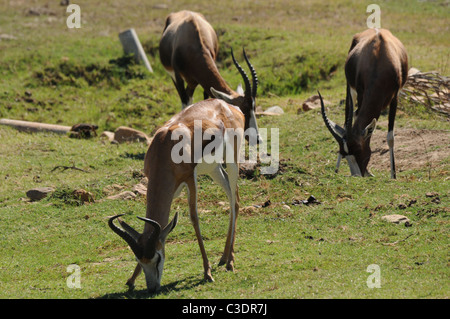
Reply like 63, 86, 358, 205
97, 275, 207, 299
120, 152, 146, 161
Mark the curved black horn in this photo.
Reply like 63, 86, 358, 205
108, 215, 143, 259
231, 48, 252, 98
137, 216, 161, 259
242, 49, 258, 99
344, 85, 354, 135
319, 91, 345, 143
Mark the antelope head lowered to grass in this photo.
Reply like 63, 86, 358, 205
159, 10, 261, 144
109, 98, 245, 293
320, 28, 408, 178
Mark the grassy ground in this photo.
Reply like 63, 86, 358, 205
0, 0, 448, 299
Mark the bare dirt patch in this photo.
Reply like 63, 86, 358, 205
370, 128, 449, 173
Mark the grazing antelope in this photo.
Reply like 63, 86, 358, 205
159, 10, 261, 144
320, 28, 408, 178
109, 98, 245, 293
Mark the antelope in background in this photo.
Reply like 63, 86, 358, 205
320, 28, 408, 178
159, 10, 262, 144
109, 98, 245, 293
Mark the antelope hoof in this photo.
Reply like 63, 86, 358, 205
226, 261, 235, 272
365, 170, 374, 177
219, 257, 235, 271
219, 253, 235, 270
125, 281, 135, 290
204, 270, 214, 282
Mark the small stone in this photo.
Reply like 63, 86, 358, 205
107, 191, 137, 200
381, 214, 411, 226
100, 131, 115, 142
113, 126, 151, 144
256, 106, 284, 116
264, 106, 284, 115
239, 162, 257, 178
300, 94, 331, 112
425, 192, 439, 198
132, 183, 147, 196
0, 34, 18, 41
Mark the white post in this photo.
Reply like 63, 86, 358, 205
118, 28, 153, 73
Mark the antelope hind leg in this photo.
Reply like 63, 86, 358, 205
388, 95, 398, 179
218, 162, 239, 271
187, 173, 214, 282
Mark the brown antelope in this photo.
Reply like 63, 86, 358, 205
159, 10, 261, 144
320, 28, 408, 178
109, 98, 245, 293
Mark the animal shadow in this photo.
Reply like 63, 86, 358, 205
97, 275, 206, 299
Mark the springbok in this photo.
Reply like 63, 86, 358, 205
159, 10, 261, 144
320, 28, 408, 178
108, 98, 245, 293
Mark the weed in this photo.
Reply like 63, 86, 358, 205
33, 55, 147, 89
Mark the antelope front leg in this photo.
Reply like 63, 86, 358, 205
187, 175, 214, 282
125, 263, 142, 289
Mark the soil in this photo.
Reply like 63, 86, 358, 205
370, 127, 449, 173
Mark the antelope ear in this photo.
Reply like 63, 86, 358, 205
363, 119, 377, 140
236, 83, 244, 95
160, 212, 178, 242
210, 87, 234, 103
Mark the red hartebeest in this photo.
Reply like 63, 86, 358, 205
159, 10, 261, 144
320, 28, 408, 178
109, 98, 244, 293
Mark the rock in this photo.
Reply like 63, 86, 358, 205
132, 183, 147, 196
26, 187, 54, 201
139, 177, 148, 187
103, 184, 124, 195
100, 131, 115, 142
256, 106, 284, 116
107, 191, 137, 200
264, 106, 284, 115
113, 126, 151, 144
239, 162, 258, 178
425, 192, 439, 198
300, 95, 331, 112
0, 34, 18, 41
72, 189, 94, 203
381, 214, 411, 226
